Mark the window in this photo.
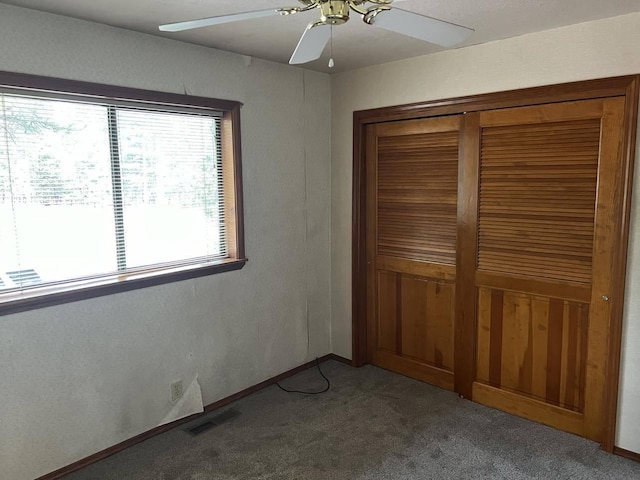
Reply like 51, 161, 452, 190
0, 72, 245, 315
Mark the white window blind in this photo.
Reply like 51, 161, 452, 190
0, 91, 226, 293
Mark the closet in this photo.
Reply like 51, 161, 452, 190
352, 77, 639, 450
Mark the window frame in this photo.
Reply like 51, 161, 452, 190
0, 71, 246, 316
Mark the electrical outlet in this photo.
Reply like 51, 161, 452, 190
171, 380, 183, 402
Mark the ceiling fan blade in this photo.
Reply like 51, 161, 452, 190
367, 8, 473, 47
289, 22, 332, 65
159, 8, 282, 32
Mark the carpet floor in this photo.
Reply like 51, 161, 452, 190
65, 360, 640, 479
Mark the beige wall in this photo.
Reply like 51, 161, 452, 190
0, 5, 331, 480
331, 12, 640, 453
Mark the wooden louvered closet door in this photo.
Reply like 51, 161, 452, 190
464, 98, 626, 441
366, 116, 460, 390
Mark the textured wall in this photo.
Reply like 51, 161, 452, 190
331, 13, 640, 453
0, 4, 331, 480
618, 114, 640, 453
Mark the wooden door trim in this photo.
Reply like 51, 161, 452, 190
475, 271, 592, 303
352, 75, 640, 451
601, 78, 640, 452
374, 350, 455, 391
472, 382, 586, 438
352, 76, 638, 125
455, 112, 481, 399
377, 256, 456, 282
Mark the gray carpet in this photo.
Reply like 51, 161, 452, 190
65, 361, 640, 479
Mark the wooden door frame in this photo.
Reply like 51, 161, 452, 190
351, 75, 639, 452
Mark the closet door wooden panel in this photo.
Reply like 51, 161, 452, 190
475, 289, 589, 412
467, 98, 626, 441
366, 116, 461, 391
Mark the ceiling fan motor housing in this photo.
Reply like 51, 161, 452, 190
319, 0, 351, 25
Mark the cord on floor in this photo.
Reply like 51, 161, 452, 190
276, 357, 330, 395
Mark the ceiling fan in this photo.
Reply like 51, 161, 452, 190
159, 0, 474, 67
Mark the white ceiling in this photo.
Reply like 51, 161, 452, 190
2, 0, 640, 73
